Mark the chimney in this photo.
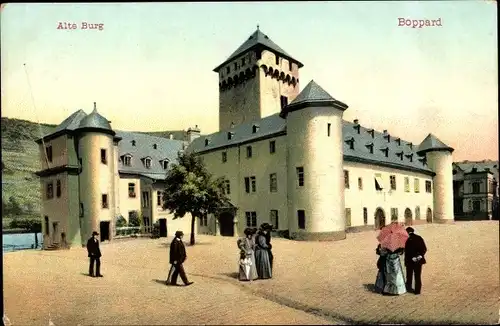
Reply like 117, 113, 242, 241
187, 125, 201, 143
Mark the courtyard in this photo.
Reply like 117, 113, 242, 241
3, 221, 499, 325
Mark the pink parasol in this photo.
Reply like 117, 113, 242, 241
377, 222, 409, 252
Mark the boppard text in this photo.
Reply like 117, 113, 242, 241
57, 22, 104, 31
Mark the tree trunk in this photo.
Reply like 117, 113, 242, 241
190, 213, 196, 245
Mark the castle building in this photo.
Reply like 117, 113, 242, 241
187, 28, 456, 240
35, 104, 197, 249
36, 27, 457, 247
452, 160, 499, 220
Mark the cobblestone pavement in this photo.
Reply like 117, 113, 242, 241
3, 221, 499, 325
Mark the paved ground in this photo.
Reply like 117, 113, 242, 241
3, 221, 499, 325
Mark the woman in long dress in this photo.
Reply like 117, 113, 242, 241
254, 229, 272, 279
374, 244, 387, 293
382, 247, 407, 295
237, 228, 258, 281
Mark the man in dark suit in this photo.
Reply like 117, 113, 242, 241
404, 227, 427, 294
86, 231, 103, 277
167, 231, 193, 286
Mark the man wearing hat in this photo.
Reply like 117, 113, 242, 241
260, 223, 274, 270
86, 231, 103, 277
167, 231, 193, 286
404, 227, 427, 295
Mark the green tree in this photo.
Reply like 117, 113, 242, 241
128, 211, 141, 227
162, 151, 231, 245
115, 215, 127, 227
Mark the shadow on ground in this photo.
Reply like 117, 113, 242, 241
158, 241, 213, 248
152, 279, 166, 286
362, 283, 378, 293
219, 272, 239, 280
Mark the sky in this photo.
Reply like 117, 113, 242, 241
1, 2, 498, 161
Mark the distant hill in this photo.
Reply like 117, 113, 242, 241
1, 117, 177, 224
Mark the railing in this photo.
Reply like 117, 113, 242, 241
115, 226, 154, 237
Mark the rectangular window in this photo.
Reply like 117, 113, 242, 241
280, 96, 288, 110
226, 66, 230, 74
102, 194, 109, 209
251, 176, 256, 192
414, 178, 420, 193
246, 146, 252, 158
269, 173, 278, 192
225, 180, 231, 195
391, 208, 398, 221
363, 207, 368, 225
200, 214, 208, 227
345, 208, 352, 227
245, 177, 250, 193
128, 183, 136, 198
327, 123, 331, 137
162, 161, 169, 170
344, 170, 350, 189
404, 177, 410, 192
298, 210, 306, 229
46, 182, 54, 199
45, 145, 53, 163
415, 206, 421, 220
358, 177, 363, 190
222, 151, 227, 163
270, 210, 279, 230
297, 167, 304, 187
289, 61, 293, 71
145, 158, 152, 169
269, 140, 276, 154
473, 200, 481, 212
390, 175, 397, 190
124, 156, 132, 166
245, 211, 257, 227
255, 50, 261, 60
242, 58, 246, 66
472, 182, 480, 194
100, 149, 107, 164
275, 55, 280, 65
157, 191, 163, 206
375, 174, 384, 191
56, 180, 62, 198
425, 181, 432, 193
142, 191, 150, 208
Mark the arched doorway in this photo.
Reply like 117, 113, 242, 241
404, 208, 413, 226
374, 208, 386, 229
218, 212, 234, 237
426, 208, 433, 223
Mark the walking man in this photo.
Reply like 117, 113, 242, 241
404, 227, 427, 294
167, 231, 193, 286
87, 231, 103, 277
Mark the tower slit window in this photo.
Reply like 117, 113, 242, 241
100, 149, 107, 164
45, 145, 53, 163
327, 123, 331, 137
298, 210, 306, 229
344, 170, 350, 189
296, 167, 304, 187
269, 140, 276, 154
102, 194, 109, 209
222, 152, 227, 163
246, 146, 253, 158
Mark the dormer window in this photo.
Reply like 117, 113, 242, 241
471, 167, 477, 173
144, 157, 152, 169
418, 157, 427, 166
227, 132, 234, 140
153, 144, 157, 149
396, 151, 404, 160
131, 140, 136, 146
407, 142, 413, 150
365, 143, 374, 154
353, 125, 361, 134
383, 131, 390, 143
405, 153, 414, 162
380, 147, 389, 158
252, 124, 259, 134
345, 137, 355, 150
367, 129, 374, 139
161, 160, 169, 170
205, 138, 210, 146
395, 138, 401, 146
122, 155, 132, 167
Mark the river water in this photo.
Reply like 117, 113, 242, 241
3, 233, 43, 253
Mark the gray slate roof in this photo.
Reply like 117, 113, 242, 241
77, 107, 112, 131
51, 109, 87, 133
289, 80, 337, 106
454, 160, 499, 174
416, 133, 454, 155
214, 28, 303, 72
187, 113, 433, 174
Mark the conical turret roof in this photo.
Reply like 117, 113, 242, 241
77, 103, 114, 133
280, 80, 348, 118
416, 133, 454, 155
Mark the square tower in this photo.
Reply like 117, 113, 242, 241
214, 27, 304, 131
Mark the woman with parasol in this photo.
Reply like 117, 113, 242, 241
374, 222, 407, 295
237, 228, 258, 281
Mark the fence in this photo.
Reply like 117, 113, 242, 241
115, 225, 155, 237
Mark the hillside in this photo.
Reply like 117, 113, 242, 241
0, 117, 175, 226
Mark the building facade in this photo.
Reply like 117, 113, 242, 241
188, 28, 456, 240
35, 104, 197, 249
452, 160, 499, 220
